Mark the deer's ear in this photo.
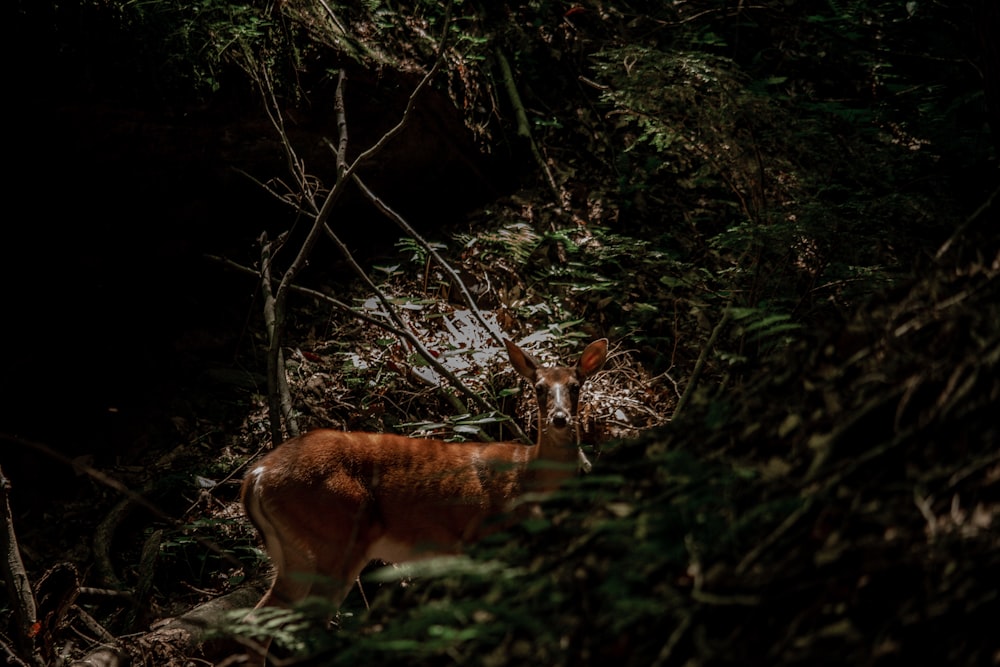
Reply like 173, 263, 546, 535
504, 339, 540, 381
576, 339, 608, 379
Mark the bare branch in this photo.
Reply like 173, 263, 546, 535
672, 306, 731, 421
0, 466, 44, 667
353, 174, 504, 346
494, 47, 561, 203
246, 1, 502, 443
209, 254, 398, 331
320, 223, 508, 422
348, 2, 452, 170
207, 253, 531, 444
259, 232, 299, 441
248, 59, 318, 212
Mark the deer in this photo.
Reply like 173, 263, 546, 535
239, 337, 607, 658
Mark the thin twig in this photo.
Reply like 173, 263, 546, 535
206, 253, 531, 443
0, 436, 244, 572
0, 637, 34, 667
352, 174, 504, 346
208, 254, 411, 332
734, 497, 814, 577
494, 47, 561, 203
259, 232, 298, 441
258, 17, 444, 440
252, 63, 315, 211
349, 2, 452, 171
651, 614, 693, 667
673, 307, 731, 420
934, 184, 999, 260
315, 0, 349, 36
248, 2, 496, 444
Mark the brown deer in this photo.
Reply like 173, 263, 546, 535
240, 337, 607, 658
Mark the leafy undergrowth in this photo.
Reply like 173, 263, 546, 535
9, 2, 995, 664
251, 222, 1000, 665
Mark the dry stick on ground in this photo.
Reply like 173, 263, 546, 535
5, 437, 253, 664
90, 440, 206, 598
207, 253, 529, 443
67, 586, 265, 667
0, 466, 45, 667
3, 436, 243, 584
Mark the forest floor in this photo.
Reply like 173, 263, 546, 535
5, 185, 998, 667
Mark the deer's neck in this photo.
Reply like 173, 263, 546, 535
525, 418, 579, 492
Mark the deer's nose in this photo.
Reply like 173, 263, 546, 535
551, 411, 569, 429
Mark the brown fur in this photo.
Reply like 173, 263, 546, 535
240, 338, 607, 657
